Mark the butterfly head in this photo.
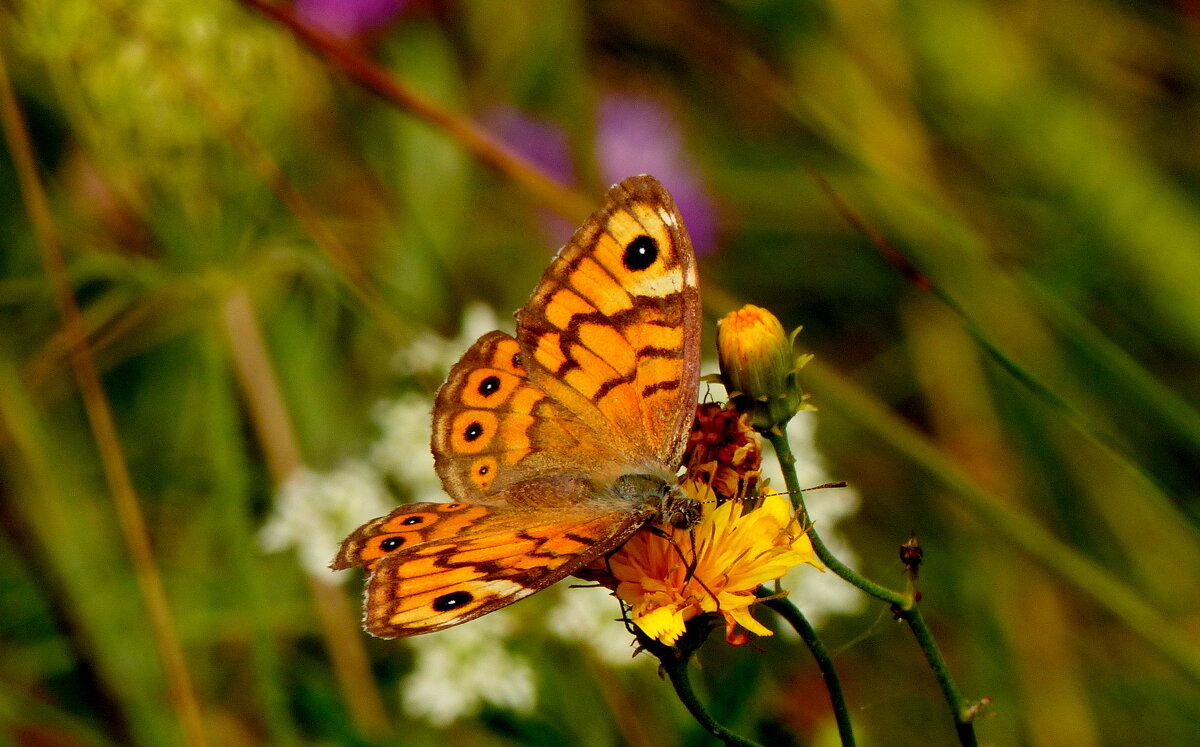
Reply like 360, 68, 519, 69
612, 473, 701, 531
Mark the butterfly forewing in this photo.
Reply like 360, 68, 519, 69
516, 175, 702, 469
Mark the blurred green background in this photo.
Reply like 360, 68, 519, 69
3, 0, 1200, 745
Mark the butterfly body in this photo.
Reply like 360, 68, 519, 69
333, 175, 702, 638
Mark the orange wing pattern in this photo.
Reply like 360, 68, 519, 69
335, 175, 703, 638
332, 498, 646, 638
431, 331, 622, 503
516, 175, 702, 469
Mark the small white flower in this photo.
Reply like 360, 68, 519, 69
401, 614, 536, 726
391, 303, 507, 376
259, 460, 393, 579
545, 585, 647, 668
369, 392, 441, 500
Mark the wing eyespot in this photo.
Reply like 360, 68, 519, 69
478, 375, 501, 397
401, 516, 424, 526
432, 591, 473, 611
380, 537, 405, 552
623, 234, 659, 271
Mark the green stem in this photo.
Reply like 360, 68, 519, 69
635, 625, 762, 746
660, 655, 764, 747
760, 592, 856, 747
897, 605, 979, 746
767, 426, 978, 747
766, 430, 910, 608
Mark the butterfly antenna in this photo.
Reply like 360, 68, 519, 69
775, 481, 848, 513
794, 480, 848, 492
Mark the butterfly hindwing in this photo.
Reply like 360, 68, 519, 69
430, 331, 622, 502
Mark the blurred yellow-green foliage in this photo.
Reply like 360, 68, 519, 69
3, 0, 1200, 745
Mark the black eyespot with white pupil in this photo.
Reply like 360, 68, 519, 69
478, 375, 501, 397
623, 235, 659, 271
432, 591, 473, 611
401, 516, 423, 526
464, 421, 484, 442
380, 537, 405, 552
478, 464, 490, 475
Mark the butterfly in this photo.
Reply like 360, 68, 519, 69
331, 175, 702, 638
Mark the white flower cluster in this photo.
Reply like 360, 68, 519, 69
545, 585, 648, 668
257, 460, 393, 579
390, 303, 506, 377
369, 392, 442, 501
400, 614, 536, 726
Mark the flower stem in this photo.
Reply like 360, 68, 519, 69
766, 430, 910, 607
766, 426, 978, 747
660, 655, 764, 747
897, 605, 980, 747
759, 592, 855, 747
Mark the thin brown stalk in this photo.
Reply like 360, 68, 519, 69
220, 288, 390, 736
0, 39, 207, 747
239, 0, 593, 222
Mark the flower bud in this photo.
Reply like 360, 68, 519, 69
716, 305, 810, 433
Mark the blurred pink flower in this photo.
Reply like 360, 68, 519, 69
296, 0, 410, 39
484, 107, 578, 243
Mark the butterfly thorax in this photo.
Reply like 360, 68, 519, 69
612, 473, 701, 530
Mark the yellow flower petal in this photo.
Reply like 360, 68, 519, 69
633, 605, 689, 646
607, 485, 818, 646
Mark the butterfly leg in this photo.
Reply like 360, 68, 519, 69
645, 524, 723, 613
681, 529, 722, 612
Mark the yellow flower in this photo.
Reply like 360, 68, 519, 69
716, 305, 812, 433
608, 480, 820, 646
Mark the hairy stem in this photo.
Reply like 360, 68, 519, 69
767, 430, 909, 608
898, 605, 980, 747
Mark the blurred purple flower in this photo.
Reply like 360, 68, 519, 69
484, 107, 578, 244
296, 0, 409, 39
596, 94, 719, 256
487, 96, 719, 255
483, 107, 576, 186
